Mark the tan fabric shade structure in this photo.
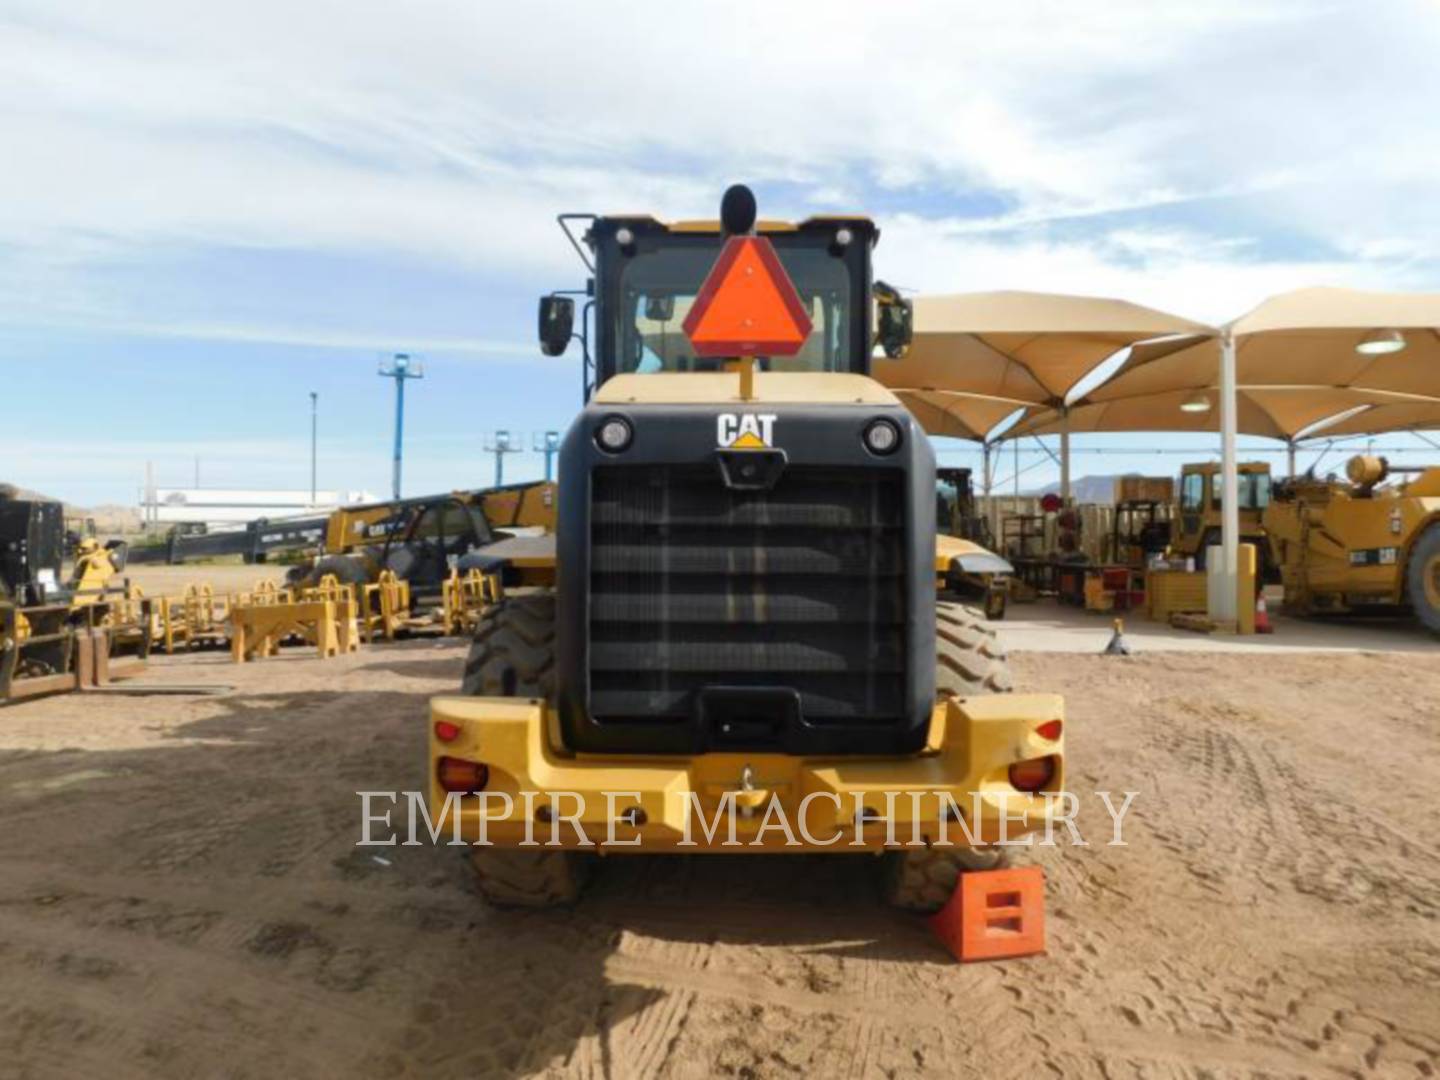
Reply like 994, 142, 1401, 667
1011, 385, 1440, 442
1080, 287, 1440, 430
1297, 397, 1440, 439
875, 318, 1051, 408
881, 290, 1213, 404
891, 389, 1033, 441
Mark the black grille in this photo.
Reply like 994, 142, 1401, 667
588, 464, 907, 724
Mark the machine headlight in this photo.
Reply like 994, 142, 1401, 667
595, 416, 633, 453
863, 418, 901, 455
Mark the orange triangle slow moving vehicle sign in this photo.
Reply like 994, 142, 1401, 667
681, 236, 813, 357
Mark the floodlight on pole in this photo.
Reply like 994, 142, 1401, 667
483, 430, 521, 487
533, 431, 561, 482
1355, 328, 1406, 355
379, 353, 424, 499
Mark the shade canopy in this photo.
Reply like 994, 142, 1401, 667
877, 290, 1212, 439
1060, 286, 1440, 439
1011, 385, 1440, 441
891, 389, 1033, 441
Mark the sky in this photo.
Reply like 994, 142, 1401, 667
5, 1, 1440, 507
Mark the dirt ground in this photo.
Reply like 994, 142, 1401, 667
0, 637, 1437, 1078
121, 560, 290, 597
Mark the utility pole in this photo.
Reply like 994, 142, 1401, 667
484, 431, 521, 487
378, 353, 423, 499
533, 431, 561, 482
309, 391, 319, 504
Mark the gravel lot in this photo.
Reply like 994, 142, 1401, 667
0, 632, 1436, 1077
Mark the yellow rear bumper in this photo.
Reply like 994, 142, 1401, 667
427, 694, 1065, 852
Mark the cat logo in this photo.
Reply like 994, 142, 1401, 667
717, 412, 777, 450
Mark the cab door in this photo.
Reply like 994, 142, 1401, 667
1176, 470, 1205, 550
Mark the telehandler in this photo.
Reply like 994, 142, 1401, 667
428, 187, 1065, 910
1264, 454, 1440, 633
285, 483, 558, 601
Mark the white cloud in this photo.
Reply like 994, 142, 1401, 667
0, 1, 1437, 339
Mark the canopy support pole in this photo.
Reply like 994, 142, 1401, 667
1060, 406, 1071, 505
1214, 329, 1240, 623
1287, 440, 1297, 477
982, 441, 995, 546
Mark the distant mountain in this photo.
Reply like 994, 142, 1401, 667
1027, 474, 1136, 505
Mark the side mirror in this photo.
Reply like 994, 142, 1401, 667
538, 295, 575, 357
873, 280, 912, 359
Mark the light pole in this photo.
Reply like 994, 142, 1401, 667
484, 431, 520, 487
309, 391, 318, 504
378, 353, 423, 499
533, 431, 561, 482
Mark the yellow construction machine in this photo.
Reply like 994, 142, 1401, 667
428, 186, 1065, 910
286, 483, 558, 602
1, 487, 147, 702
1173, 460, 1276, 582
935, 467, 1011, 619
1264, 454, 1440, 632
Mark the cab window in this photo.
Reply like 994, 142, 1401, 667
1181, 472, 1205, 512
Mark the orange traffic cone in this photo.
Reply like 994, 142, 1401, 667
1255, 594, 1274, 634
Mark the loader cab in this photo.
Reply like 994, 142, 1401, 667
1174, 461, 1274, 572
539, 206, 911, 396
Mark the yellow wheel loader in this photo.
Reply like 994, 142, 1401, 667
1173, 461, 1276, 582
935, 467, 1011, 619
428, 187, 1065, 910
1264, 454, 1440, 632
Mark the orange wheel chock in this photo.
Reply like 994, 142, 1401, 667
929, 865, 1046, 962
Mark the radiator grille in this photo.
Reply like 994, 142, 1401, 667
588, 464, 907, 724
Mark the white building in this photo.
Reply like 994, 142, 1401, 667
141, 488, 376, 529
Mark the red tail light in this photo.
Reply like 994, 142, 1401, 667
1036, 719, 1062, 741
434, 720, 461, 743
1008, 756, 1055, 793
437, 756, 489, 793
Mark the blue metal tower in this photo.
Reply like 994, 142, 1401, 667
378, 353, 424, 499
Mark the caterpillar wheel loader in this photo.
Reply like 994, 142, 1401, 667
1264, 454, 1440, 633
1173, 461, 1277, 583
428, 187, 1066, 910
935, 466, 1012, 619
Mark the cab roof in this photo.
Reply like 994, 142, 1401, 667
596, 214, 878, 237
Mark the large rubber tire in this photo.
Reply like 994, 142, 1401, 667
466, 848, 591, 908
935, 600, 1014, 696
1406, 525, 1440, 636
883, 601, 1014, 912
459, 591, 556, 698
459, 590, 590, 906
